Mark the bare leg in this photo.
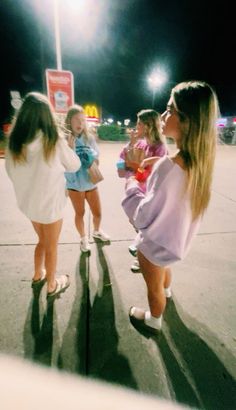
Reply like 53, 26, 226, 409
164, 267, 172, 289
31, 219, 63, 293
138, 250, 166, 318
31, 222, 45, 281
85, 188, 101, 231
68, 190, 86, 237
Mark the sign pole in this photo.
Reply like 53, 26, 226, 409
53, 0, 62, 70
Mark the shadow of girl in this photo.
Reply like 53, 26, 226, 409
23, 288, 57, 367
57, 253, 90, 374
157, 299, 236, 410
88, 242, 138, 389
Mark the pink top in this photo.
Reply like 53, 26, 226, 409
119, 139, 168, 179
122, 156, 201, 266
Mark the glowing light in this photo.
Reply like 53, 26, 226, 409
60, 0, 109, 52
147, 68, 168, 91
147, 66, 168, 107
217, 118, 227, 127
84, 104, 100, 123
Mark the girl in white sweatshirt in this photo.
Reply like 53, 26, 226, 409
5, 92, 81, 299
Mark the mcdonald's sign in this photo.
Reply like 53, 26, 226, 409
83, 104, 100, 123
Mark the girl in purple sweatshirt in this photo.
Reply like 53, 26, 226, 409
122, 81, 219, 332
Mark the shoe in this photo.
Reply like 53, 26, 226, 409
47, 274, 70, 300
131, 259, 141, 273
128, 244, 137, 257
31, 268, 47, 289
129, 306, 162, 334
92, 230, 110, 242
80, 237, 91, 253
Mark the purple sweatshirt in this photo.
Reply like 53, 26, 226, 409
122, 156, 201, 266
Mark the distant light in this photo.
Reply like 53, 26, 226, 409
217, 118, 227, 127
107, 118, 113, 124
147, 67, 168, 91
117, 121, 122, 126
124, 119, 130, 126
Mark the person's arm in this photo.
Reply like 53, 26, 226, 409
122, 174, 159, 229
58, 137, 81, 172
139, 156, 160, 169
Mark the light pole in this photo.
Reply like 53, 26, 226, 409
53, 0, 62, 70
147, 68, 168, 108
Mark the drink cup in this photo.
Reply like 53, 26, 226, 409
116, 159, 126, 177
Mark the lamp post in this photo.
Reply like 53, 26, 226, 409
147, 68, 167, 108
53, 0, 62, 70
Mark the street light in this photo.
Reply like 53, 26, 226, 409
52, 0, 108, 71
147, 68, 168, 108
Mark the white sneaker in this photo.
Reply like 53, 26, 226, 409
128, 244, 137, 257
131, 258, 141, 273
92, 230, 110, 242
80, 237, 91, 253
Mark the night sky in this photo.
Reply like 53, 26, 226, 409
1, 0, 236, 124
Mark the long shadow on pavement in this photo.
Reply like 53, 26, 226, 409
88, 242, 138, 389
57, 253, 89, 374
23, 287, 57, 366
131, 298, 236, 410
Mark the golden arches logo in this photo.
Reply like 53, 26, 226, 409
84, 105, 99, 118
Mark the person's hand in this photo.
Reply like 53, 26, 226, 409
126, 128, 139, 145
140, 156, 160, 169
125, 159, 140, 171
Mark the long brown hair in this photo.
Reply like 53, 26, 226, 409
137, 109, 165, 145
8, 92, 59, 163
172, 81, 220, 219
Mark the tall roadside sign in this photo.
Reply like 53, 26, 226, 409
45, 69, 74, 113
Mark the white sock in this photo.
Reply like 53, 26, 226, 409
164, 287, 172, 298
144, 311, 162, 330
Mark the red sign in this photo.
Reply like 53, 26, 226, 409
46, 69, 74, 113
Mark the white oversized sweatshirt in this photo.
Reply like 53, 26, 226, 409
5, 132, 81, 224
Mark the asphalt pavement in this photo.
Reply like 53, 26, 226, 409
0, 141, 236, 410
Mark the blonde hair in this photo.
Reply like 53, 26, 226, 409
65, 104, 92, 144
8, 92, 59, 163
172, 81, 220, 219
137, 109, 165, 145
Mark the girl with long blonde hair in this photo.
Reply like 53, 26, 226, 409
122, 81, 219, 332
65, 105, 109, 253
119, 108, 168, 272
